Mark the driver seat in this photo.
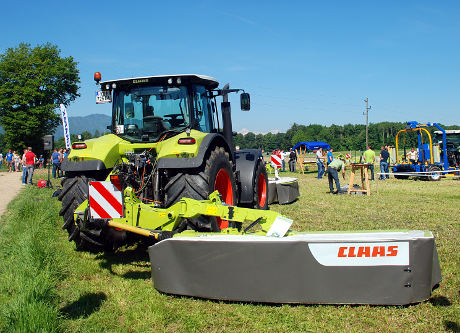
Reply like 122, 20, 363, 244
143, 116, 169, 133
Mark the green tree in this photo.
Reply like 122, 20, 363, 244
81, 131, 93, 140
0, 43, 80, 152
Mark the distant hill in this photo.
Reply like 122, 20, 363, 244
54, 114, 111, 138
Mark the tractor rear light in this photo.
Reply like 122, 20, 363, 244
178, 138, 196, 145
110, 175, 122, 191
72, 143, 87, 149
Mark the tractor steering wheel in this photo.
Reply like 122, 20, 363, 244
164, 114, 185, 127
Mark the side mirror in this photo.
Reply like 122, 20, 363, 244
240, 93, 250, 111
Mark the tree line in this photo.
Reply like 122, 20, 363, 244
235, 122, 460, 152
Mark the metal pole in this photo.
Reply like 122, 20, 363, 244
364, 98, 371, 148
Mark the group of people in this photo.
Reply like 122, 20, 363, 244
314, 147, 346, 193
0, 146, 70, 184
51, 148, 69, 178
271, 149, 298, 172
0, 148, 38, 185
0, 149, 45, 173
362, 145, 391, 181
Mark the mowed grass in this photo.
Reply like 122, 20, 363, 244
0, 168, 459, 332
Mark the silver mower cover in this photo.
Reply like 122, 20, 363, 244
148, 230, 441, 305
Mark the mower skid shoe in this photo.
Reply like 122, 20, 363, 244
148, 231, 441, 305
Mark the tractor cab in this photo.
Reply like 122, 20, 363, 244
97, 74, 218, 143
96, 74, 250, 144
434, 130, 460, 168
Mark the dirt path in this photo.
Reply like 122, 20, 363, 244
0, 172, 24, 216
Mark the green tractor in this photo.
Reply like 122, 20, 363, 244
59, 73, 268, 250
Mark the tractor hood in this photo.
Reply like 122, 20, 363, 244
63, 130, 209, 172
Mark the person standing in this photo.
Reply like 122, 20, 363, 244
59, 148, 65, 177
363, 145, 376, 181
6, 149, 13, 172
407, 148, 418, 164
51, 148, 61, 178
379, 146, 390, 180
280, 150, 287, 172
327, 156, 346, 194
14, 151, 21, 172
327, 148, 334, 165
25, 147, 36, 185
21, 149, 28, 185
288, 148, 297, 172
0, 151, 3, 170
316, 148, 325, 179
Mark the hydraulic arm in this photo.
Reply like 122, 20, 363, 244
76, 187, 292, 241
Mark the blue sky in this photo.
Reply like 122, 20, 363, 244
1, 1, 459, 132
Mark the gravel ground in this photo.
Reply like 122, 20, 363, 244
0, 171, 24, 216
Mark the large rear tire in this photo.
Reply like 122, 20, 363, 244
253, 160, 268, 210
164, 146, 237, 231
59, 176, 126, 251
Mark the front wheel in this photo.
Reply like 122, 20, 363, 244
59, 176, 127, 251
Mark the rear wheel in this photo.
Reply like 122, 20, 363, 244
427, 165, 442, 181
253, 160, 268, 210
59, 176, 127, 251
164, 146, 237, 231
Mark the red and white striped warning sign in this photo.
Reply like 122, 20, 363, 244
88, 181, 124, 219
271, 154, 282, 168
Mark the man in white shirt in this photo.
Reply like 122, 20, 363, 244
316, 148, 325, 179
407, 148, 418, 164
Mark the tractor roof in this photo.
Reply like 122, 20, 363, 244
434, 130, 460, 134
101, 74, 219, 89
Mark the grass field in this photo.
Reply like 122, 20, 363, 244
0, 168, 459, 332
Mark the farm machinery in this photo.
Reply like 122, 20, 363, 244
60, 73, 268, 250
393, 121, 457, 180
58, 74, 441, 305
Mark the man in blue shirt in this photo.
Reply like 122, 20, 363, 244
51, 148, 61, 178
327, 148, 334, 165
379, 146, 390, 180
5, 149, 13, 172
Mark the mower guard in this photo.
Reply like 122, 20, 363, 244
148, 230, 441, 305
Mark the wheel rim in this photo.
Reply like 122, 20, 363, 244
430, 169, 441, 180
214, 168, 233, 229
257, 173, 267, 207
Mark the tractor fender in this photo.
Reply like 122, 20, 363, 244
61, 158, 106, 172
234, 149, 264, 205
157, 133, 233, 169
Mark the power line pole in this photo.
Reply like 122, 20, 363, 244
363, 98, 371, 148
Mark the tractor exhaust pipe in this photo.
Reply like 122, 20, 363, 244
221, 83, 234, 152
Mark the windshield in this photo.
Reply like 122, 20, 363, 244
112, 86, 190, 142
435, 133, 460, 148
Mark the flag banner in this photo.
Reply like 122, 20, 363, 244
60, 104, 71, 149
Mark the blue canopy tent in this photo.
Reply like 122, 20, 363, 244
292, 141, 331, 151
